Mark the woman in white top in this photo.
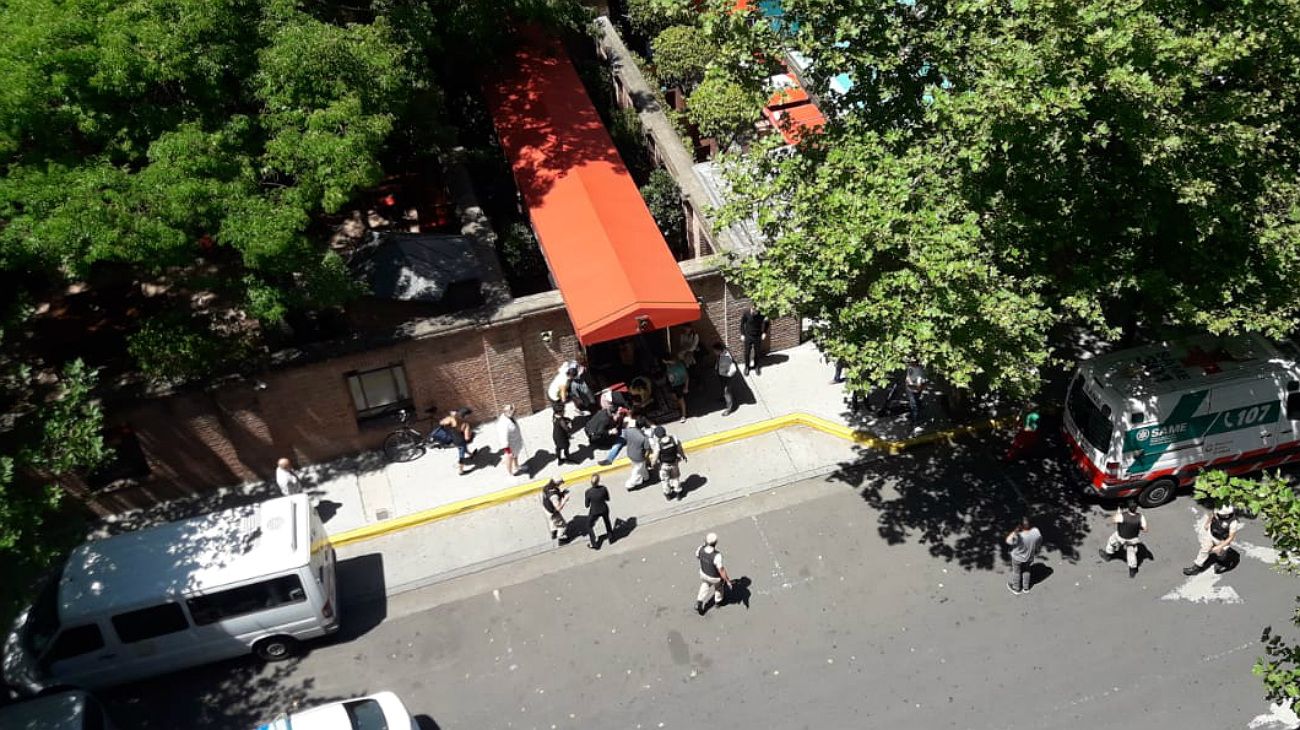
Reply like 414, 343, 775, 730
496, 404, 528, 477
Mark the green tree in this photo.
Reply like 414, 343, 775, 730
625, 0, 690, 40
705, 0, 1300, 397
1195, 471, 1300, 704
686, 72, 762, 151
652, 25, 714, 92
640, 169, 687, 257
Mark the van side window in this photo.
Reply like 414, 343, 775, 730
111, 602, 189, 643
1288, 392, 1300, 421
44, 624, 104, 663
186, 575, 307, 626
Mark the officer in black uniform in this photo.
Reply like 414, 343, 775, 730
1100, 500, 1147, 578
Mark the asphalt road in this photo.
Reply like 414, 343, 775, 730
103, 437, 1300, 730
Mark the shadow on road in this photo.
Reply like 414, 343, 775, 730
827, 416, 1096, 572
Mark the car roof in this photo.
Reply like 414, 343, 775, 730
59, 495, 311, 620
0, 690, 91, 730
281, 692, 411, 730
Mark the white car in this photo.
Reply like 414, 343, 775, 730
257, 692, 418, 730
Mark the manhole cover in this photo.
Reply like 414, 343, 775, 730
375, 509, 391, 521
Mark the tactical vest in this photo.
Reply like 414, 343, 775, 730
658, 436, 680, 464
1210, 515, 1232, 540
1118, 511, 1142, 539
698, 546, 720, 578
542, 488, 560, 516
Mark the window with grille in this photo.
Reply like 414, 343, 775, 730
345, 364, 412, 421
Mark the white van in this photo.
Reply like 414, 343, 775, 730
3, 495, 339, 693
0, 689, 117, 730
1063, 333, 1300, 506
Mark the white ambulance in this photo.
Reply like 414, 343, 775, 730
1063, 333, 1300, 507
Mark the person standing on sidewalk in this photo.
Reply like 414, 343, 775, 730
585, 475, 614, 549
652, 425, 688, 499
1099, 500, 1147, 578
541, 477, 570, 544
552, 403, 574, 465
496, 404, 528, 477
712, 342, 738, 416
275, 457, 302, 496
664, 355, 690, 423
695, 532, 732, 615
1184, 504, 1242, 575
739, 307, 769, 375
1005, 516, 1042, 595
622, 417, 650, 491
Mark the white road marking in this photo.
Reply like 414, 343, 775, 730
1248, 700, 1299, 729
1161, 570, 1242, 604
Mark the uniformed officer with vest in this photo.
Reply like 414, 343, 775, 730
541, 477, 569, 544
651, 425, 688, 499
1184, 504, 1242, 575
695, 533, 732, 616
1099, 500, 1148, 578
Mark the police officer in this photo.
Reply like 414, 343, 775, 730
1099, 500, 1147, 578
652, 425, 688, 499
695, 532, 732, 616
1184, 504, 1242, 575
541, 477, 569, 544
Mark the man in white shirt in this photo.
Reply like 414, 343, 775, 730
712, 342, 738, 416
275, 457, 302, 496
695, 532, 732, 615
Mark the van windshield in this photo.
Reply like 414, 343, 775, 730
23, 577, 62, 657
1067, 374, 1115, 454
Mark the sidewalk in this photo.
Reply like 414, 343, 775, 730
306, 343, 1015, 596
304, 342, 964, 536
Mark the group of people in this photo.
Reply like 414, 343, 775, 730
1004, 501, 1243, 595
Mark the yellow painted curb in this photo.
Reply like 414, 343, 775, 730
327, 410, 1019, 548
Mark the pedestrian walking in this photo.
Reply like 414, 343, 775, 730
551, 403, 574, 464
275, 457, 302, 496
1005, 516, 1042, 595
439, 408, 475, 475
584, 475, 614, 549
713, 342, 738, 415
496, 404, 527, 477
622, 417, 650, 491
1099, 500, 1147, 578
695, 532, 732, 615
664, 355, 690, 422
652, 425, 688, 499
1183, 504, 1242, 575
739, 307, 769, 375
881, 360, 928, 434
541, 477, 570, 544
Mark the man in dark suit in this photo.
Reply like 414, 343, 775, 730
585, 475, 614, 549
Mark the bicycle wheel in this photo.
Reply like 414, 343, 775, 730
383, 428, 425, 462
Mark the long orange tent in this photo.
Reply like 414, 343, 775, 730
483, 31, 700, 346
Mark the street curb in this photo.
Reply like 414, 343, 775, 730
326, 410, 1019, 548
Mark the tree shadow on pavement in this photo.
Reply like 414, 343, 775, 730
827, 417, 1095, 572
103, 655, 343, 730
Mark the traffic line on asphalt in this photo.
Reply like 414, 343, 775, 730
326, 411, 1020, 548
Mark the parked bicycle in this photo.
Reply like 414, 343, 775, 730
382, 406, 475, 463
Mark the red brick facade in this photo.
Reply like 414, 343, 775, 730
89, 269, 798, 513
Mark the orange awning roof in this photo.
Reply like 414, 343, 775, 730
483, 31, 700, 346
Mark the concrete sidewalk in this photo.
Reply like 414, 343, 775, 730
301, 342, 964, 536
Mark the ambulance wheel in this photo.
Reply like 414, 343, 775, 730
254, 635, 299, 661
1138, 478, 1177, 508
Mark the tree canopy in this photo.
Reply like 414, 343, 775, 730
708, 0, 1300, 396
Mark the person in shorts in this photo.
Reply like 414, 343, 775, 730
664, 355, 690, 422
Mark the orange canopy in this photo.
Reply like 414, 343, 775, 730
483, 32, 700, 346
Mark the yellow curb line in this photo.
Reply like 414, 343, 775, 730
327, 411, 1021, 548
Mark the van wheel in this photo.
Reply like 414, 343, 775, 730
254, 636, 299, 661
1138, 478, 1178, 508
